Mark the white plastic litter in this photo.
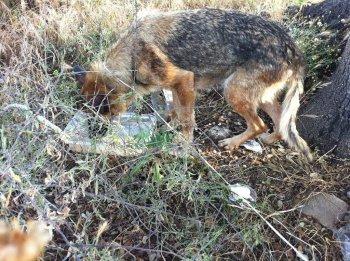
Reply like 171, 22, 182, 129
241, 140, 263, 154
335, 224, 350, 261
2, 104, 158, 156
229, 183, 257, 203
228, 183, 309, 261
62, 111, 157, 156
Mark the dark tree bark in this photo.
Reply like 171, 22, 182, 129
300, 0, 350, 30
287, 0, 350, 51
301, 0, 350, 52
299, 36, 350, 157
298, 0, 350, 157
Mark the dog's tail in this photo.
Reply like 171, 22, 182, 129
279, 73, 313, 161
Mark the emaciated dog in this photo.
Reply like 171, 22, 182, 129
73, 8, 313, 161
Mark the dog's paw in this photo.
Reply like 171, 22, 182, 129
168, 119, 180, 130
259, 132, 281, 145
218, 137, 239, 151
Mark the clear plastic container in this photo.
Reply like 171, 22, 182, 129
62, 111, 157, 156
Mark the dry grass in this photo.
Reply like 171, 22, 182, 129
0, 0, 349, 260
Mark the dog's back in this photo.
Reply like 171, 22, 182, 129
128, 9, 304, 79
162, 9, 303, 77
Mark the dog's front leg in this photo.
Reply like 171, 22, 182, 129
108, 92, 135, 116
166, 90, 180, 128
172, 72, 196, 143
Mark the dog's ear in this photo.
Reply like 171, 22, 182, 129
72, 65, 86, 85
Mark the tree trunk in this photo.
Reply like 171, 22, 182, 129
297, 0, 350, 158
301, 0, 350, 51
299, 37, 350, 157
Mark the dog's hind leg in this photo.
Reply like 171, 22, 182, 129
258, 70, 292, 145
218, 72, 268, 150
259, 99, 282, 144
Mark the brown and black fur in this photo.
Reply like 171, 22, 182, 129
74, 8, 313, 161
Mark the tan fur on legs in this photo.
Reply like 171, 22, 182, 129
259, 99, 282, 144
219, 78, 268, 150
168, 90, 180, 128
219, 106, 268, 150
172, 72, 196, 142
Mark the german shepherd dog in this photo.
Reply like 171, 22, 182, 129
73, 8, 313, 161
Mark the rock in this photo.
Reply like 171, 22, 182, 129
277, 200, 283, 209
207, 126, 232, 141
300, 193, 349, 229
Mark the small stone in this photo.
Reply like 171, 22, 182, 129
278, 194, 286, 200
347, 191, 350, 199
207, 126, 232, 141
277, 200, 283, 209
310, 172, 319, 179
266, 154, 274, 159
218, 116, 226, 122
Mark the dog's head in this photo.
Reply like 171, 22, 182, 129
73, 65, 111, 115
73, 64, 136, 116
